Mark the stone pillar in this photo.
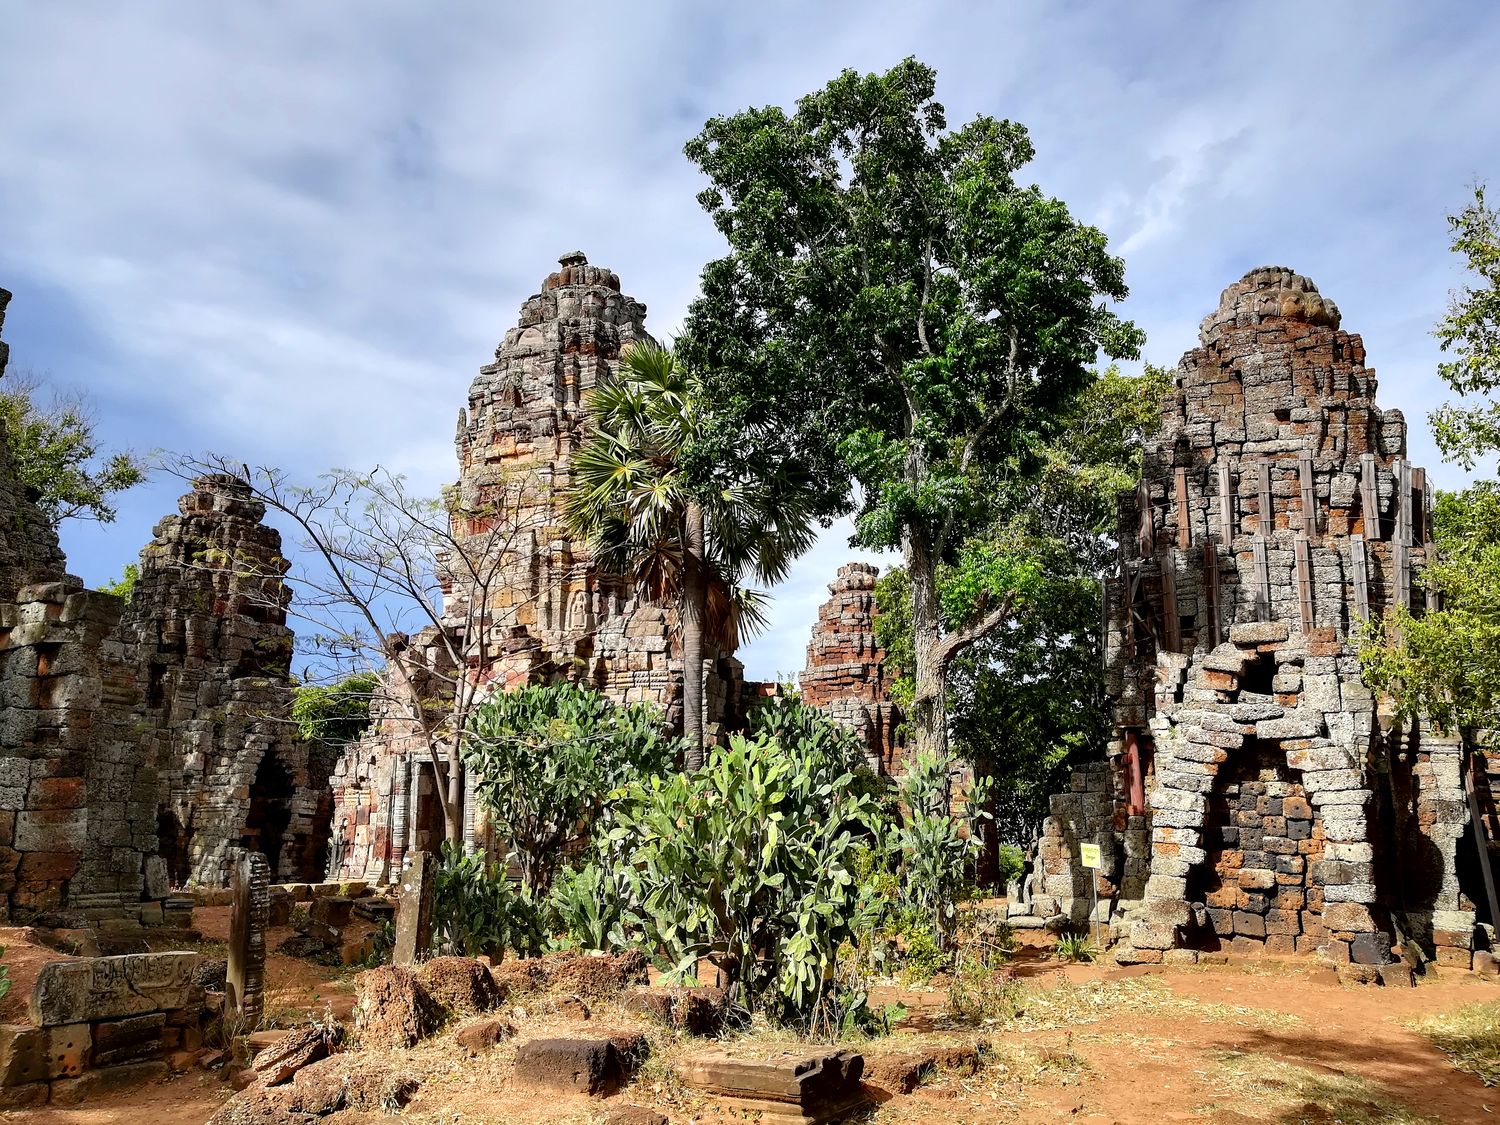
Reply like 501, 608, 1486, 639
226, 851, 269, 1029
393, 850, 436, 965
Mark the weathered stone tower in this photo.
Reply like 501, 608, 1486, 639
1014, 267, 1493, 975
327, 254, 751, 880
799, 562, 905, 774
116, 474, 321, 886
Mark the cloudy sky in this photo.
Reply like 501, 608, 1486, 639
1, 2, 1496, 680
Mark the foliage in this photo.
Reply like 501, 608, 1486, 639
0, 371, 148, 525
546, 861, 625, 954
597, 724, 881, 1027
565, 340, 818, 760
430, 841, 545, 959
891, 750, 984, 941
0, 945, 8, 1003
1053, 934, 1097, 963
99, 562, 138, 601
1431, 185, 1500, 471
947, 933, 1024, 1024
462, 682, 681, 894
996, 843, 1026, 889
1360, 484, 1500, 741
292, 672, 379, 747
680, 58, 1142, 763
872, 365, 1169, 839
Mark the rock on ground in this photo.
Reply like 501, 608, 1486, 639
416, 956, 502, 1016
353, 965, 442, 1049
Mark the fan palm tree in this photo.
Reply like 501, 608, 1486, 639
565, 340, 818, 767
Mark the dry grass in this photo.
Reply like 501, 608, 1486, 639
1194, 1050, 1443, 1124
1008, 977, 1300, 1033
1411, 1000, 1500, 1087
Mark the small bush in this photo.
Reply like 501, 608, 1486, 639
0, 945, 10, 1003
431, 841, 545, 959
1054, 934, 1096, 963
996, 844, 1025, 889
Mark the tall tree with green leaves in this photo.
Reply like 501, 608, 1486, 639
874, 365, 1170, 838
679, 59, 1143, 767
1360, 185, 1500, 742
0, 371, 147, 525
565, 341, 817, 765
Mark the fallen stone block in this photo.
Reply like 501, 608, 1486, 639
252, 1024, 336, 1086
354, 965, 442, 1049
678, 1048, 867, 1122
352, 897, 395, 923
416, 956, 502, 1016
92, 1012, 165, 1066
622, 985, 728, 1035
513, 1036, 624, 1096
861, 1043, 983, 1102
310, 896, 354, 928
454, 1018, 515, 1055
30, 952, 202, 1026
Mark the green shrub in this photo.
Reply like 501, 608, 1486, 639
0, 945, 9, 1003
1054, 933, 1096, 963
600, 724, 882, 1026
996, 843, 1025, 889
431, 841, 545, 959
892, 751, 983, 944
463, 683, 682, 894
546, 862, 625, 953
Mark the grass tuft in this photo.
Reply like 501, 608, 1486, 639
1411, 1000, 1500, 1087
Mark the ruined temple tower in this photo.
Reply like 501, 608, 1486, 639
116, 475, 321, 887
1014, 267, 1493, 974
799, 562, 906, 774
327, 254, 748, 880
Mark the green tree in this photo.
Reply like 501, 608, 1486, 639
874, 365, 1170, 839
99, 562, 139, 601
1432, 185, 1500, 471
565, 340, 817, 765
1361, 186, 1500, 744
291, 671, 379, 748
679, 59, 1142, 769
462, 682, 682, 893
0, 371, 147, 525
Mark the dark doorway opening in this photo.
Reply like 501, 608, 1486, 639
244, 752, 294, 880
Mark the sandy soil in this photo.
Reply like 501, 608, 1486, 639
3, 920, 1496, 1125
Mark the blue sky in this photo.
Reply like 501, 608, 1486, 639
1, 2, 1497, 681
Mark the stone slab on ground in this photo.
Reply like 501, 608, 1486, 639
677, 1049, 867, 1122
29, 952, 202, 1026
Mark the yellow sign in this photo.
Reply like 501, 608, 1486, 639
1079, 843, 1102, 869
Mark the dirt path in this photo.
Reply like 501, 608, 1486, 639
4, 926, 1494, 1125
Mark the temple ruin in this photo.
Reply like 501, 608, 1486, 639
1012, 266, 1496, 974
799, 562, 906, 775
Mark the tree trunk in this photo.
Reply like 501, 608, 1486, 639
444, 748, 464, 845
682, 501, 707, 769
904, 525, 950, 814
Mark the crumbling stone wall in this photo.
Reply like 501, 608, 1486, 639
114, 475, 318, 886
0, 288, 163, 922
798, 562, 905, 774
1023, 267, 1487, 971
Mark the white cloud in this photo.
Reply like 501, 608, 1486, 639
2, 1, 1499, 679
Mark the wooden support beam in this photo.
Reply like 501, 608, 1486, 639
1393, 540, 1411, 613
1217, 462, 1235, 543
1299, 449, 1317, 542
1135, 479, 1154, 559
1294, 533, 1314, 633
1159, 550, 1180, 653
1253, 535, 1271, 622
1203, 542, 1221, 647
1413, 466, 1429, 545
1175, 467, 1191, 549
1360, 452, 1381, 541
1258, 461, 1274, 536
1395, 458, 1412, 546
1350, 534, 1369, 623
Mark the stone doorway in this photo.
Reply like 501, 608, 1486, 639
243, 752, 295, 879
1190, 738, 1326, 953
413, 768, 446, 855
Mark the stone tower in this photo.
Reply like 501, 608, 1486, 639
1013, 268, 1490, 975
448, 251, 744, 725
116, 474, 321, 885
799, 562, 905, 774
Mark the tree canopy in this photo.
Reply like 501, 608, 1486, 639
679, 58, 1142, 763
0, 371, 146, 525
